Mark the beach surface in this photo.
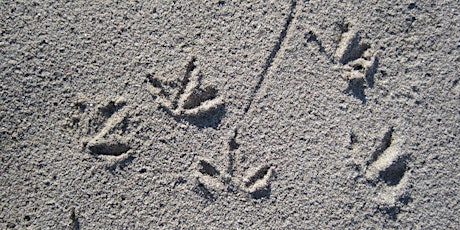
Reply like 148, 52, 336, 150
1, 0, 459, 228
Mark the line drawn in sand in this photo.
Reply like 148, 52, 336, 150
194, 0, 298, 200
192, 0, 299, 200
244, 0, 297, 114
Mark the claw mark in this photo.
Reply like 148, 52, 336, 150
244, 0, 297, 113
349, 131, 358, 150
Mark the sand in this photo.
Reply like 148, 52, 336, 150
1, 0, 459, 228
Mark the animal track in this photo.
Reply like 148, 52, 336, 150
363, 127, 412, 219
68, 96, 133, 157
335, 22, 379, 103
365, 128, 408, 186
146, 58, 224, 119
85, 98, 132, 156
193, 153, 274, 200
67, 94, 141, 174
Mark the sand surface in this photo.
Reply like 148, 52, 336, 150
1, 0, 459, 228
